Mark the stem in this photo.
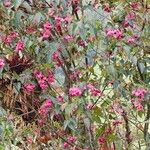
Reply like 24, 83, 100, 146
122, 110, 132, 149
144, 103, 150, 142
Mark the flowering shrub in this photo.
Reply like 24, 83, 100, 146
0, 0, 150, 149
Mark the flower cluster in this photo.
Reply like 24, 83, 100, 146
34, 69, 54, 90
63, 136, 77, 149
15, 41, 25, 52
0, 58, 5, 69
24, 83, 35, 93
106, 29, 123, 40
131, 88, 148, 111
38, 99, 53, 117
69, 87, 82, 97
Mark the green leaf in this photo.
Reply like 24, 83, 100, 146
107, 64, 117, 77
0, 145, 4, 150
14, 0, 23, 10
138, 63, 145, 73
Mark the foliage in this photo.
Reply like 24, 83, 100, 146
0, 0, 150, 149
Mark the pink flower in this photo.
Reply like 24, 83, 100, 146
43, 22, 53, 30
106, 29, 114, 37
52, 51, 59, 62
131, 2, 140, 10
47, 74, 55, 84
113, 104, 124, 115
127, 37, 135, 44
27, 136, 33, 144
98, 136, 106, 144
136, 104, 144, 111
132, 88, 148, 99
113, 29, 123, 40
67, 136, 77, 142
69, 70, 80, 80
78, 40, 87, 47
34, 70, 44, 79
0, 59, 5, 69
86, 102, 94, 110
90, 88, 102, 96
24, 83, 35, 92
112, 120, 122, 126
42, 29, 52, 39
57, 95, 64, 102
26, 26, 36, 33
38, 79, 48, 90
39, 99, 53, 116
10, 32, 19, 39
126, 12, 136, 20
86, 83, 94, 90
64, 35, 74, 42
3, 1, 11, 7
69, 87, 82, 97
42, 99, 53, 108
106, 29, 123, 40
4, 35, 13, 45
64, 15, 72, 24
52, 51, 63, 66
104, 5, 111, 12
15, 41, 25, 52
63, 142, 69, 148
37, 119, 46, 125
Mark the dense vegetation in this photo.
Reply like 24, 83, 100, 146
0, 0, 150, 149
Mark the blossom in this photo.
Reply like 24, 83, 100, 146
132, 88, 148, 99
90, 88, 102, 96
106, 29, 123, 40
69, 87, 82, 97
103, 5, 111, 12
0, 59, 5, 69
113, 29, 123, 40
34, 70, 48, 90
43, 22, 52, 30
39, 99, 53, 116
136, 104, 144, 111
3, 1, 11, 7
24, 83, 35, 92
42, 99, 53, 109
64, 35, 74, 42
126, 12, 136, 20
52, 51, 63, 66
69, 70, 80, 80
131, 2, 140, 10
10, 32, 18, 39
26, 136, 33, 144
78, 39, 87, 47
34, 70, 44, 79
47, 73, 55, 84
4, 35, 13, 45
98, 136, 106, 144
86, 102, 94, 110
42, 29, 52, 39
52, 51, 60, 62
15, 41, 25, 52
112, 120, 122, 126
38, 79, 48, 90
26, 26, 36, 33
127, 37, 135, 44
67, 136, 77, 142
63, 142, 69, 148
57, 95, 64, 102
